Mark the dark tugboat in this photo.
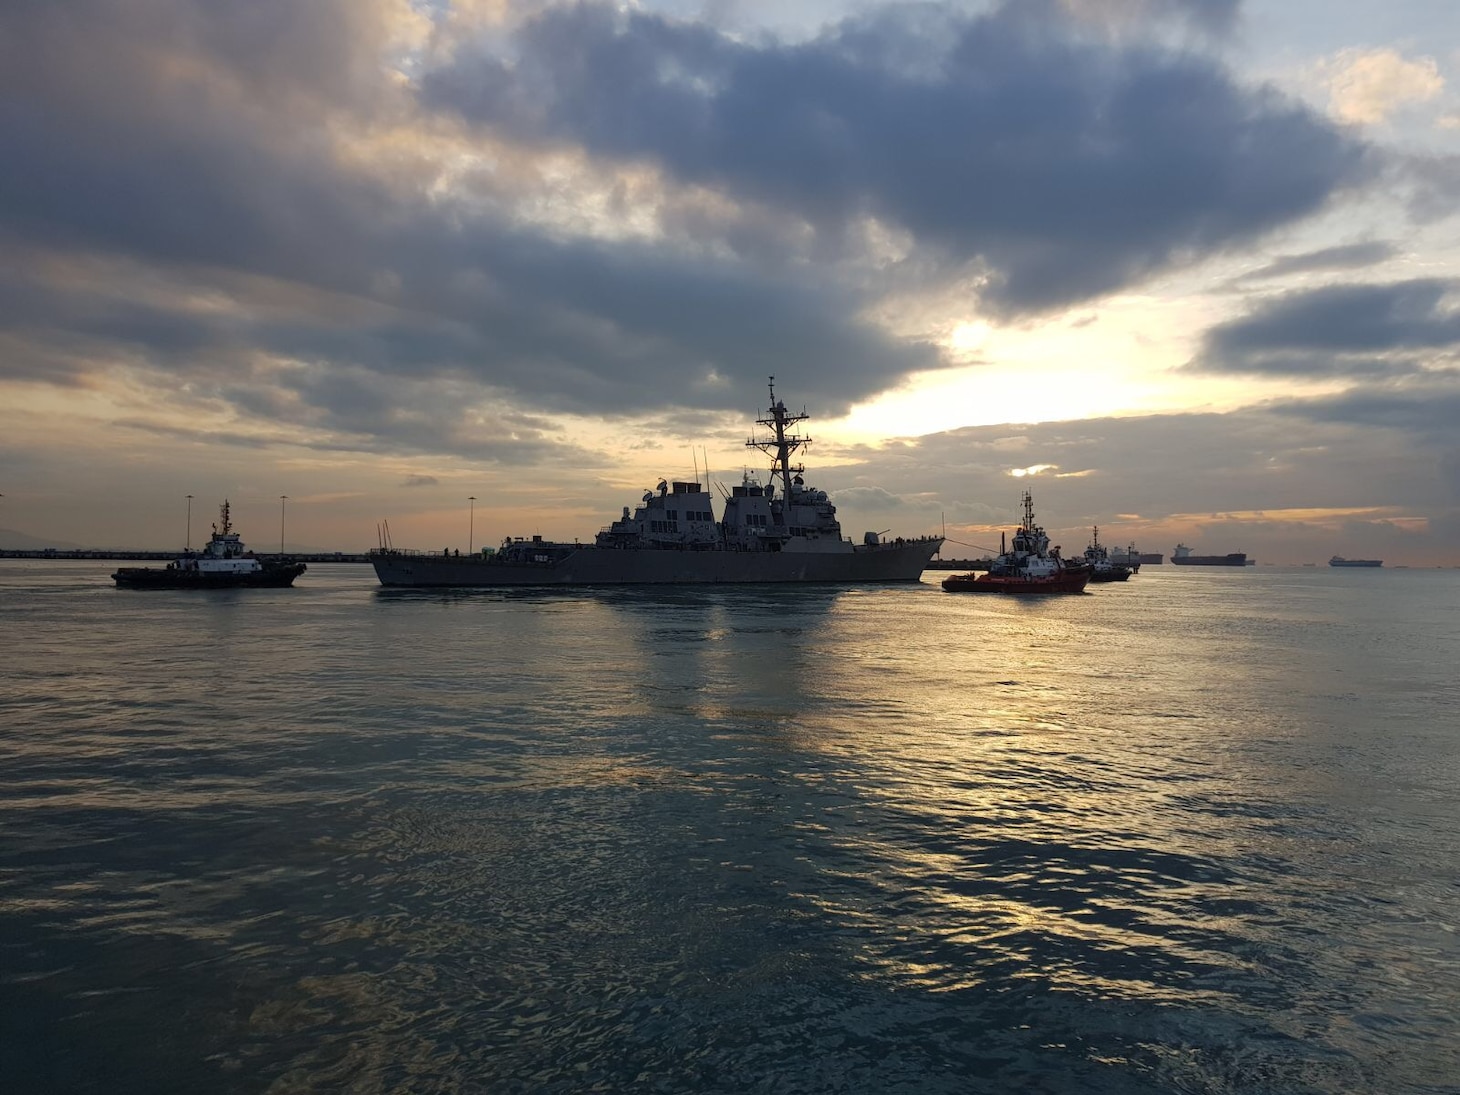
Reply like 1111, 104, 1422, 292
113, 500, 306, 589
1083, 526, 1132, 583
942, 492, 1089, 594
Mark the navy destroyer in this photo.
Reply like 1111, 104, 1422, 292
369, 380, 943, 587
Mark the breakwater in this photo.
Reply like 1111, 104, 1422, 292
0, 549, 372, 563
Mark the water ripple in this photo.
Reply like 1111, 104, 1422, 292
2, 563, 1458, 1092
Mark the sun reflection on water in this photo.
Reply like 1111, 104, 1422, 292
3, 564, 1459, 1092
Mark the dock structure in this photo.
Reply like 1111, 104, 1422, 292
0, 549, 372, 563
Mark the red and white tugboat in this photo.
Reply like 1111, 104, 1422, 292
113, 500, 307, 589
1083, 525, 1132, 583
942, 492, 1089, 594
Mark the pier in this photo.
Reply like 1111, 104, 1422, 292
0, 549, 372, 563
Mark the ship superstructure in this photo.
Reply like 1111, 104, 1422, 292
1106, 542, 1143, 572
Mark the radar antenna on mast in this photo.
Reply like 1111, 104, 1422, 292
747, 375, 811, 502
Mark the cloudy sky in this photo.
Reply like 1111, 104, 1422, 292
3, 0, 1458, 563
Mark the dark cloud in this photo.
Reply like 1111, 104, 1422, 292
110, 420, 278, 451
0, 0, 397, 287
424, 0, 1370, 314
1154, 0, 1241, 33
0, 223, 936, 419
833, 485, 914, 509
388, 225, 939, 415
1401, 153, 1460, 225
402, 475, 439, 487
1440, 449, 1460, 501
1193, 279, 1460, 376
1269, 383, 1460, 439
0, 0, 939, 437
814, 397, 1457, 563
888, 405, 1444, 520
0, 0, 1400, 481
1242, 241, 1398, 281
112, 396, 597, 465
1058, 0, 1242, 36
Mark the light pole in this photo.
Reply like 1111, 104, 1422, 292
280, 495, 288, 556
186, 494, 193, 551
468, 496, 476, 554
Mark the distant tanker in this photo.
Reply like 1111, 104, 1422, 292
1329, 556, 1382, 568
1171, 544, 1247, 567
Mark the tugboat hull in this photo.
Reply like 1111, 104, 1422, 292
113, 563, 306, 589
941, 571, 1089, 594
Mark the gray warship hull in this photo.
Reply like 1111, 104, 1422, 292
370, 538, 943, 587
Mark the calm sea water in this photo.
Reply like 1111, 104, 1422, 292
2, 561, 1458, 1094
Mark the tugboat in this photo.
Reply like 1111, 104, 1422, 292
113, 500, 307, 589
942, 492, 1089, 594
1083, 526, 1132, 583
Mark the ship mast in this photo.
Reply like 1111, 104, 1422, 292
747, 375, 811, 502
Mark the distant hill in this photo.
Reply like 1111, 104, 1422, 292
0, 528, 86, 551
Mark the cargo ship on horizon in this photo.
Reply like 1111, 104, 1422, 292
1329, 556, 1382, 567
1106, 542, 1144, 572
369, 379, 943, 587
1170, 543, 1247, 567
